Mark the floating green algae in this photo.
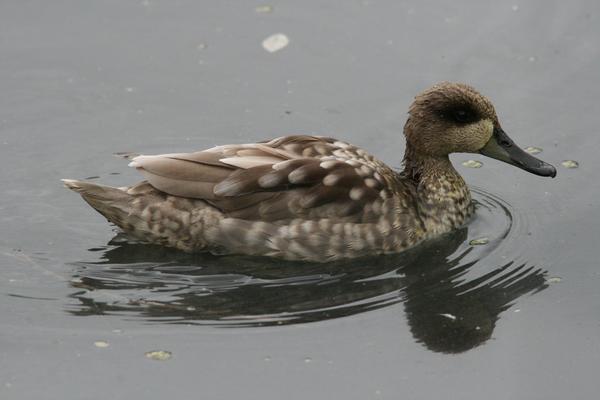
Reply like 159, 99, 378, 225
145, 350, 172, 361
462, 160, 482, 168
561, 160, 579, 169
469, 237, 489, 245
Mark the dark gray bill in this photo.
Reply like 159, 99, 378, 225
479, 127, 557, 177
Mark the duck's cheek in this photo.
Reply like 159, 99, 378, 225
455, 119, 494, 153
472, 119, 495, 151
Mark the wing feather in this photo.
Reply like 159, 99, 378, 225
129, 135, 393, 221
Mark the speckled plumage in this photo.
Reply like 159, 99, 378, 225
63, 82, 555, 261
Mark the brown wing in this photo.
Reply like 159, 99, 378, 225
129, 135, 391, 222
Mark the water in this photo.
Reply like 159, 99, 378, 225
1, 1, 599, 399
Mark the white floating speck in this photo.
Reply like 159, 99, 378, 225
561, 160, 579, 169
262, 33, 290, 53
255, 5, 273, 13
145, 350, 172, 361
186, 306, 196, 311
512, 5, 519, 11
125, 87, 134, 93
94, 340, 109, 348
469, 237, 489, 246
528, 56, 536, 62
439, 313, 457, 321
196, 43, 207, 51
304, 357, 312, 363
525, 146, 542, 154
514, 309, 521, 313
462, 160, 483, 168
546, 277, 562, 284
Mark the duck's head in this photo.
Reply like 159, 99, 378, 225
404, 82, 556, 177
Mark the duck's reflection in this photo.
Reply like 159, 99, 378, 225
69, 227, 547, 353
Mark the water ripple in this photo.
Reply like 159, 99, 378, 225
68, 187, 548, 353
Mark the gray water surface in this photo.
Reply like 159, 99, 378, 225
1, 1, 599, 399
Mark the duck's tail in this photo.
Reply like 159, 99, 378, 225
62, 179, 206, 252
61, 179, 134, 229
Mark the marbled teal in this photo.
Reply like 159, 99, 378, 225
63, 82, 556, 261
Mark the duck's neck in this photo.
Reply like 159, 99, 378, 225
402, 145, 473, 236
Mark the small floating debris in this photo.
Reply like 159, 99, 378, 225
524, 146, 542, 154
511, 5, 519, 11
94, 340, 109, 348
439, 313, 457, 321
196, 43, 207, 51
304, 357, 312, 364
561, 160, 579, 169
255, 5, 273, 13
546, 276, 562, 284
262, 33, 289, 53
113, 152, 138, 159
462, 160, 482, 168
469, 237, 489, 246
145, 350, 172, 361
125, 87, 134, 93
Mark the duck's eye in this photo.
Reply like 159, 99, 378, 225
453, 109, 471, 123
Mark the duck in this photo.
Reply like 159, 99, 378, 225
63, 82, 556, 262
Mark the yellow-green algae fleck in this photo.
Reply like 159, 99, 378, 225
524, 146, 542, 154
561, 160, 579, 169
469, 237, 489, 245
462, 160, 483, 168
145, 350, 172, 361
255, 5, 273, 13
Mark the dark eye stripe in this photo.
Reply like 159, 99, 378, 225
454, 109, 469, 122
437, 106, 479, 124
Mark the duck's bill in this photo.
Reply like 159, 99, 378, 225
479, 127, 557, 178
